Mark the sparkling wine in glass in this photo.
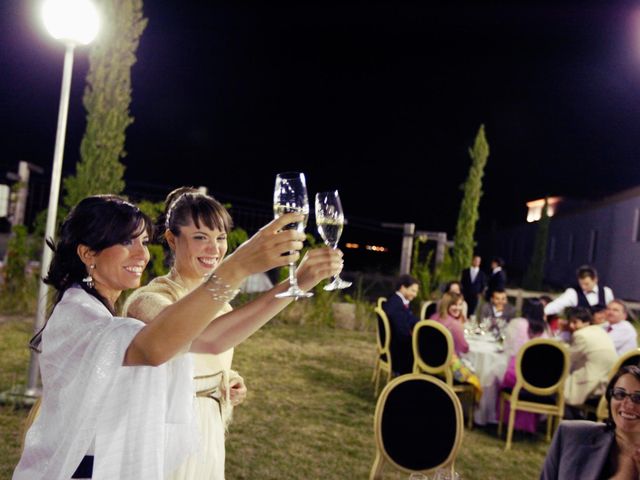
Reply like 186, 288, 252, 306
273, 172, 313, 299
315, 190, 352, 291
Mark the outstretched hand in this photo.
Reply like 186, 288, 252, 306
220, 213, 306, 279
296, 247, 344, 292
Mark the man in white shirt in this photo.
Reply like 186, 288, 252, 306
604, 299, 638, 356
544, 265, 614, 316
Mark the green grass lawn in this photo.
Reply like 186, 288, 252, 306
0, 317, 549, 479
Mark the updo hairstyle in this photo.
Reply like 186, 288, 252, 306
161, 187, 232, 242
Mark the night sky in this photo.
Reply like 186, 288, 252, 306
2, 0, 640, 240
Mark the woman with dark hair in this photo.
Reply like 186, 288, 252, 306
498, 298, 550, 433
14, 195, 342, 479
124, 187, 340, 479
541, 365, 640, 479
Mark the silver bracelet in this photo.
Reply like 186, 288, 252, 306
205, 273, 240, 303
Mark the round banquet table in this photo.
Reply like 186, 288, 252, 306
463, 335, 509, 425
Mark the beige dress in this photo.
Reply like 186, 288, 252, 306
123, 272, 239, 480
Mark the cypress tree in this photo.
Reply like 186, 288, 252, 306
452, 124, 490, 277
523, 197, 550, 291
63, 0, 147, 208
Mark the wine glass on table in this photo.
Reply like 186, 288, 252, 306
273, 172, 313, 299
315, 190, 352, 291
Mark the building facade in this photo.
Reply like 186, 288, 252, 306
484, 186, 640, 301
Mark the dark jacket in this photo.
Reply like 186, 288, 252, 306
540, 420, 614, 480
485, 269, 507, 300
461, 268, 487, 297
382, 293, 419, 375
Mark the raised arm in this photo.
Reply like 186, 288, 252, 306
190, 247, 343, 353
123, 213, 305, 366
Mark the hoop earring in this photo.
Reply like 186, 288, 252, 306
83, 264, 96, 289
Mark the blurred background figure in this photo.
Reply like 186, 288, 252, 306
564, 307, 617, 413
479, 288, 516, 325
544, 265, 614, 317
498, 298, 550, 433
382, 274, 420, 375
485, 256, 506, 301
444, 280, 469, 319
604, 299, 638, 356
461, 254, 486, 317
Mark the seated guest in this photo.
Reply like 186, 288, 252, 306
498, 299, 550, 433
479, 288, 516, 324
564, 307, 617, 407
591, 305, 607, 326
425, 281, 469, 320
430, 292, 469, 356
605, 299, 638, 356
443, 280, 469, 319
544, 265, 614, 316
382, 274, 420, 375
541, 365, 640, 479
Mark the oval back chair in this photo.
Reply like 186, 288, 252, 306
420, 301, 436, 321
372, 305, 393, 396
370, 374, 463, 479
412, 320, 475, 428
498, 338, 570, 450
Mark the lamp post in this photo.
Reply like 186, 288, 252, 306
25, 0, 100, 396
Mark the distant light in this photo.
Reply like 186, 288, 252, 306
42, 0, 100, 45
345, 242, 360, 249
365, 244, 388, 253
526, 197, 561, 223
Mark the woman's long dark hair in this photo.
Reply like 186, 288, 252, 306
30, 195, 152, 351
605, 364, 640, 430
522, 298, 547, 337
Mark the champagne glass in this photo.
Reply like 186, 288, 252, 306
273, 172, 313, 299
315, 190, 352, 291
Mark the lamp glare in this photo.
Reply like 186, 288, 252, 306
42, 0, 100, 45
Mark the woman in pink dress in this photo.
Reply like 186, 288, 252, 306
498, 298, 550, 433
430, 292, 469, 356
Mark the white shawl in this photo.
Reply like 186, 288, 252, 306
14, 287, 199, 480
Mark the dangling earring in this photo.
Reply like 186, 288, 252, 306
83, 264, 95, 289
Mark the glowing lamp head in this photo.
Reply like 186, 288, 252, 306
42, 0, 100, 45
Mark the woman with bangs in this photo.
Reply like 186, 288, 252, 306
123, 187, 340, 480
14, 194, 342, 480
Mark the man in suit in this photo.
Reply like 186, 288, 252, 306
478, 288, 516, 323
564, 307, 617, 407
485, 256, 506, 301
382, 274, 420, 375
460, 254, 486, 317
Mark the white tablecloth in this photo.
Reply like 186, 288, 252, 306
463, 336, 509, 425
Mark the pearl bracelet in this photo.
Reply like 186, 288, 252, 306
205, 273, 241, 303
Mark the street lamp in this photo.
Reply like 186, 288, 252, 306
25, 0, 100, 397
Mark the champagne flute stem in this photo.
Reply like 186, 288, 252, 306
288, 262, 299, 289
